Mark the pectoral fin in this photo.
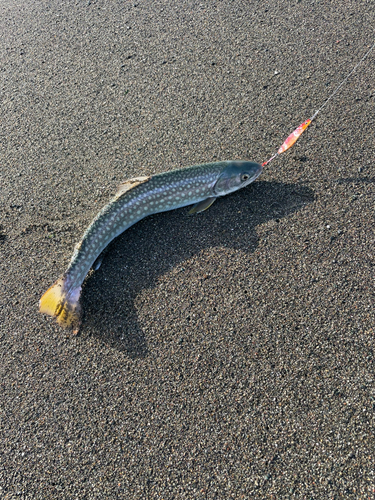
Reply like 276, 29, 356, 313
188, 197, 216, 215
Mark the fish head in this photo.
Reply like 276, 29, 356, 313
213, 161, 262, 196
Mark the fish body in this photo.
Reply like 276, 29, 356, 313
40, 160, 262, 331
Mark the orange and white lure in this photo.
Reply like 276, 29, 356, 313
261, 41, 375, 167
262, 118, 312, 167
277, 119, 312, 154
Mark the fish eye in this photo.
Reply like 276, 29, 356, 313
241, 173, 250, 182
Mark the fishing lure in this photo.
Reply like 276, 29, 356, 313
262, 41, 375, 167
40, 160, 262, 332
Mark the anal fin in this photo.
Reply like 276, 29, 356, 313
92, 246, 109, 271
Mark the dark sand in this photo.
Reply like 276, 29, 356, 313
1, 1, 374, 498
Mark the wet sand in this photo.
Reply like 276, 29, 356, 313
1, 0, 374, 497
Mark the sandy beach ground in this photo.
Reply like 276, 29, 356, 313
1, 0, 374, 498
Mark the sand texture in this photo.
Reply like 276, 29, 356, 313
1, 0, 374, 498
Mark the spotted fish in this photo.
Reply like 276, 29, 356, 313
39, 160, 262, 332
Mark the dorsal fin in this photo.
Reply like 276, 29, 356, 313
115, 176, 150, 198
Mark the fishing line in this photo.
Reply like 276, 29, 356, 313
262, 41, 375, 167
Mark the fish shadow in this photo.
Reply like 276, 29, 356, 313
81, 181, 314, 356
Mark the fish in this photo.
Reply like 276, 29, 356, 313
39, 160, 262, 332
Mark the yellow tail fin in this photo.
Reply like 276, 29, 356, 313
39, 278, 81, 333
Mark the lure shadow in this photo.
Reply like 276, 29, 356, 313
81, 180, 314, 356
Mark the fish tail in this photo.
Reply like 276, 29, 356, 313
39, 277, 82, 333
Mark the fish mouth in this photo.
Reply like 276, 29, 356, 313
249, 163, 263, 183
